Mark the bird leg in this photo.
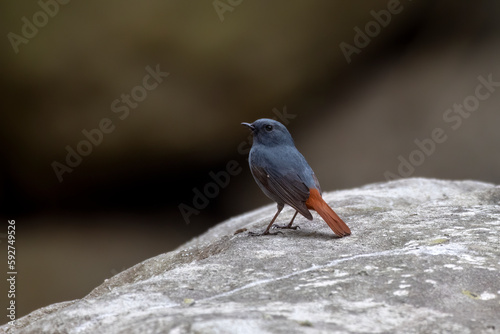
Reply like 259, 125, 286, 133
249, 204, 284, 236
273, 211, 300, 230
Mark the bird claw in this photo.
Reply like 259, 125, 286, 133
248, 230, 283, 236
272, 224, 300, 230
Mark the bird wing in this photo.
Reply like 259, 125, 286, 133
251, 164, 313, 220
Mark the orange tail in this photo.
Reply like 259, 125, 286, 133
305, 188, 351, 237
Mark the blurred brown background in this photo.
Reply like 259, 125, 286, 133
1, 0, 499, 321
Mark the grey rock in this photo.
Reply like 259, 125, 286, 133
4, 178, 500, 334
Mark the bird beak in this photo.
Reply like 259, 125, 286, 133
241, 122, 255, 131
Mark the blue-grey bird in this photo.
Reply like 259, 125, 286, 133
241, 119, 351, 237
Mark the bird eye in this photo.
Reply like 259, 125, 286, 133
265, 125, 273, 132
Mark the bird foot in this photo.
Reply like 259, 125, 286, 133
272, 224, 300, 230
248, 230, 283, 236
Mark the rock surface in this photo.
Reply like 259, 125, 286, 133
4, 178, 500, 334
